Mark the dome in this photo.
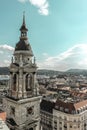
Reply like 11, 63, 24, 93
15, 40, 30, 51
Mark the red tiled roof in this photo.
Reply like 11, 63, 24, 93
70, 91, 86, 98
55, 99, 87, 114
55, 99, 75, 114
74, 100, 87, 110
0, 112, 6, 121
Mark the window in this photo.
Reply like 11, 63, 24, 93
64, 124, 67, 128
55, 105, 58, 109
74, 119, 76, 122
84, 123, 86, 127
54, 120, 57, 129
64, 116, 67, 120
77, 110, 80, 114
72, 110, 76, 114
26, 74, 32, 91
60, 107, 63, 111
10, 106, 15, 116
65, 108, 69, 112
78, 125, 80, 128
13, 74, 16, 91
29, 128, 33, 130
59, 122, 62, 124
27, 106, 34, 115
59, 116, 62, 120
70, 125, 72, 128
81, 117, 83, 120
54, 128, 57, 130
54, 120, 57, 124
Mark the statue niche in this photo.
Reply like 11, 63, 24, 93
26, 74, 32, 91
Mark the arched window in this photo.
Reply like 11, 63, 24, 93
26, 74, 32, 91
29, 128, 33, 130
13, 74, 16, 91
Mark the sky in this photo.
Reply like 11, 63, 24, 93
0, 0, 87, 71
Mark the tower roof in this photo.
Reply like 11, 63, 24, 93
20, 12, 28, 31
15, 13, 33, 55
15, 40, 31, 51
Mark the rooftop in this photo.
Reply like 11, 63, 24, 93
55, 99, 87, 114
0, 111, 6, 121
40, 99, 55, 113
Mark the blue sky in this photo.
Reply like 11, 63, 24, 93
0, 0, 87, 71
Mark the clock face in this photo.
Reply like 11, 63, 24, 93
27, 106, 34, 115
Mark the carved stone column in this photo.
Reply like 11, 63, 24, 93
28, 74, 30, 89
33, 126, 36, 130
32, 72, 36, 96
18, 69, 23, 98
9, 73, 13, 96
23, 73, 27, 98
11, 73, 14, 90
16, 74, 19, 98
12, 72, 15, 90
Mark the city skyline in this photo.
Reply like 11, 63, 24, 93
0, 0, 87, 71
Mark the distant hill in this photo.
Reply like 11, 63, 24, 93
37, 69, 87, 76
66, 69, 87, 72
0, 67, 9, 75
0, 68, 62, 76
0, 67, 87, 76
66, 69, 87, 75
37, 69, 62, 76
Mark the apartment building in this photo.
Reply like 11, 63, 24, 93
53, 99, 87, 130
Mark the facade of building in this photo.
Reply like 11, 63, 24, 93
3, 14, 41, 130
40, 99, 55, 130
40, 98, 87, 130
53, 99, 87, 130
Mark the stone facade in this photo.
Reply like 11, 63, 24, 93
40, 99, 55, 130
3, 13, 41, 130
53, 99, 87, 130
53, 109, 87, 130
40, 99, 87, 130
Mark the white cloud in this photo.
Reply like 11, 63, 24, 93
18, 0, 27, 2
0, 44, 14, 67
42, 52, 49, 57
1, 43, 87, 71
18, 0, 49, 15
0, 44, 14, 51
38, 44, 87, 71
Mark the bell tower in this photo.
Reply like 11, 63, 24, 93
3, 13, 41, 130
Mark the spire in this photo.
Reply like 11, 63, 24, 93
20, 12, 28, 40
20, 12, 28, 31
23, 11, 25, 25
